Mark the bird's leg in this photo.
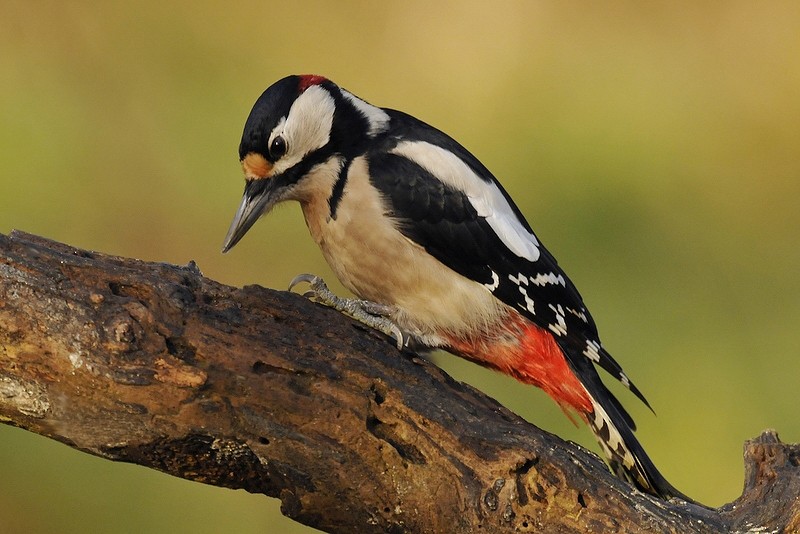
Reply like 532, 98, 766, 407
288, 274, 410, 350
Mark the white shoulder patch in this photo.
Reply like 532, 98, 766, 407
341, 89, 390, 138
391, 140, 540, 262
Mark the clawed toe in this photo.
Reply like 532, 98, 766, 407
288, 273, 410, 350
288, 273, 321, 292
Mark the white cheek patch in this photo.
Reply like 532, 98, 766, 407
391, 141, 540, 262
271, 85, 336, 176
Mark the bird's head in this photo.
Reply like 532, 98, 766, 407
222, 74, 334, 252
222, 74, 390, 252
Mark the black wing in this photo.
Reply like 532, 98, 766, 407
366, 111, 649, 407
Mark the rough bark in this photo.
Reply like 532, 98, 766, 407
0, 230, 797, 533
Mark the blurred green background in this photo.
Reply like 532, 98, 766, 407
1, 1, 799, 532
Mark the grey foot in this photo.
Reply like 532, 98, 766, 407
289, 274, 409, 350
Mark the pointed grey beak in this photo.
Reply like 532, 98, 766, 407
221, 180, 279, 253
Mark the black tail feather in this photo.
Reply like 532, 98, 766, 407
573, 361, 693, 502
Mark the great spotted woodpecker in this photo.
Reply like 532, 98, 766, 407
222, 74, 689, 501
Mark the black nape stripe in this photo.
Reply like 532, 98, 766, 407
328, 158, 352, 220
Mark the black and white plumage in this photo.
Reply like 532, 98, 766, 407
222, 74, 689, 501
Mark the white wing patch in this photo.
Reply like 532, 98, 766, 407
547, 303, 568, 336
391, 140, 540, 262
566, 307, 589, 323
530, 272, 566, 287
584, 339, 602, 363
507, 271, 567, 318
340, 89, 390, 138
484, 270, 500, 291
509, 273, 536, 314
584, 339, 634, 390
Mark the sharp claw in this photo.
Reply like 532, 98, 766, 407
390, 325, 405, 350
287, 272, 412, 351
289, 273, 320, 292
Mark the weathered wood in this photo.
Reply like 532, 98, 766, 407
0, 231, 797, 533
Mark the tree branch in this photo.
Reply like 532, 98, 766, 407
0, 231, 797, 533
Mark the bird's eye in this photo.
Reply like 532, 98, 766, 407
269, 136, 287, 160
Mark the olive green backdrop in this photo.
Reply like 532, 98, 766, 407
2, 1, 799, 532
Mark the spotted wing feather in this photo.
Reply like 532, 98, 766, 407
367, 112, 648, 406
